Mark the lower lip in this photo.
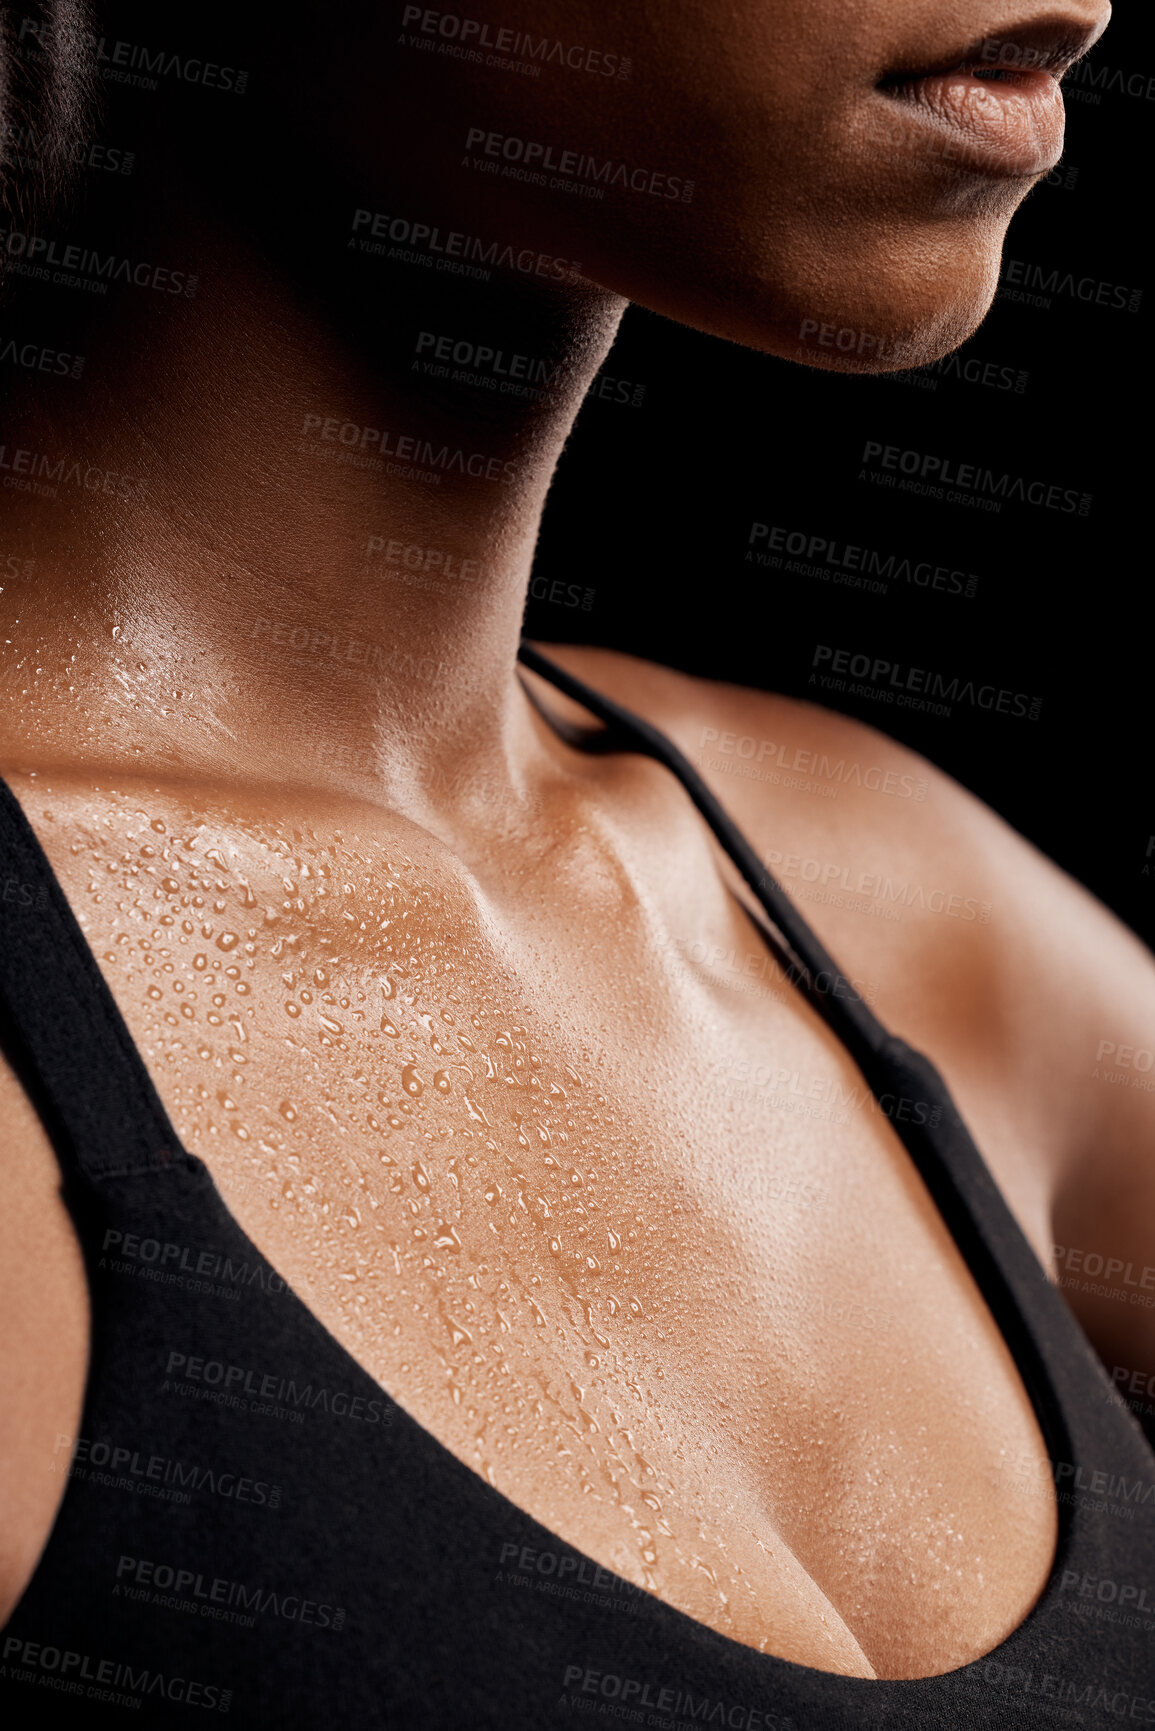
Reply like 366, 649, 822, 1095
882, 69, 1065, 178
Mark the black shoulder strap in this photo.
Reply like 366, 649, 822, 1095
0, 780, 193, 1182
517, 641, 894, 1075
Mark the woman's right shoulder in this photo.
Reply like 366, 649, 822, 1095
0, 1047, 90, 1625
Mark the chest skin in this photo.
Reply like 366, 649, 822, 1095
12, 722, 1058, 1682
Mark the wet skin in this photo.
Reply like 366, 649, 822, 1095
2, 0, 1145, 1686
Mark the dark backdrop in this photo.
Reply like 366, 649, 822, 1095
526, 9, 1149, 948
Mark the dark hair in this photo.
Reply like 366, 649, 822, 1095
0, 0, 99, 225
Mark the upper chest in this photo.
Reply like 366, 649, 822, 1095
21, 771, 1061, 1677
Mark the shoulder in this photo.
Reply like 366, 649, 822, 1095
533, 643, 1155, 1226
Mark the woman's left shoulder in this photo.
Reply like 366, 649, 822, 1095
540, 642, 1155, 1175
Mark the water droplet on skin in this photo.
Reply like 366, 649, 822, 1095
401, 1064, 423, 1097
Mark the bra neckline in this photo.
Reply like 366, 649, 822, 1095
180, 1139, 1076, 1692
0, 704, 1076, 1689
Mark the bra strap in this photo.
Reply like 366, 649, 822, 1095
517, 641, 893, 1073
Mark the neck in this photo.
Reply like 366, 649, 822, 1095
0, 183, 624, 821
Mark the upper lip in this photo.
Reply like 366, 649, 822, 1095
879, 11, 1109, 86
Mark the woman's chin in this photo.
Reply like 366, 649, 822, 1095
757, 252, 1002, 376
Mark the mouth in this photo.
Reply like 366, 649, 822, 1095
876, 12, 1109, 178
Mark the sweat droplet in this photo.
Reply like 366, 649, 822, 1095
401, 1064, 423, 1097
279, 1101, 297, 1122
216, 931, 239, 952
433, 1070, 452, 1095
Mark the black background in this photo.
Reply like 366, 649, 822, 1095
526, 11, 1149, 948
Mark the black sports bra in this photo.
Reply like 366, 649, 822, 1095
1, 642, 1153, 1728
